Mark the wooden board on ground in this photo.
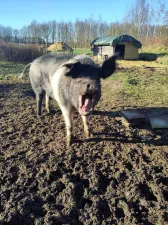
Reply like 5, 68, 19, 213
149, 117, 168, 129
120, 110, 148, 127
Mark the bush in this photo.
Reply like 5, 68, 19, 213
0, 42, 43, 62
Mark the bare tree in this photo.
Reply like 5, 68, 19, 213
153, 0, 168, 37
0, 6, 168, 48
39, 22, 51, 49
0, 26, 13, 42
13, 29, 19, 43
50, 20, 57, 43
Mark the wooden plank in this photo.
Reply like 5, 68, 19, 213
150, 117, 168, 129
120, 110, 148, 126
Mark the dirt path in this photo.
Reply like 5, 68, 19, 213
0, 78, 168, 225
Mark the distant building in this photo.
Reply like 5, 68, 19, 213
91, 35, 142, 60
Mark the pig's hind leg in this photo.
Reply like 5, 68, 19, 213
30, 75, 44, 116
36, 92, 44, 115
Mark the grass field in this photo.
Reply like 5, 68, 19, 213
1, 48, 168, 107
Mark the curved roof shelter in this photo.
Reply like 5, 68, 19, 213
91, 35, 142, 60
91, 35, 142, 49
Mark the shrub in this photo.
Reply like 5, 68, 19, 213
0, 42, 43, 62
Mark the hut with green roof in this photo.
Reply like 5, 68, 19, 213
91, 35, 142, 60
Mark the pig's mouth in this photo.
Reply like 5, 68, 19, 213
79, 94, 95, 115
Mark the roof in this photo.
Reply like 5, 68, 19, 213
91, 35, 142, 48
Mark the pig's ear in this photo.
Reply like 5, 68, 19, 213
63, 61, 81, 77
100, 54, 118, 79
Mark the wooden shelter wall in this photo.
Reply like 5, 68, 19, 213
92, 42, 139, 59
124, 42, 139, 59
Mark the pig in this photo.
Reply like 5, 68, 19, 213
20, 53, 117, 148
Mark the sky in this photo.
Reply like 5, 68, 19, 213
0, 0, 136, 29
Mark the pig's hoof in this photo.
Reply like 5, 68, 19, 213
46, 109, 50, 114
66, 136, 73, 148
66, 142, 72, 149
86, 132, 93, 139
66, 143, 70, 149
89, 133, 94, 138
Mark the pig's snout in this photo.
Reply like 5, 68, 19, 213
86, 82, 99, 94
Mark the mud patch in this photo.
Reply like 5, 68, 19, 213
0, 79, 168, 225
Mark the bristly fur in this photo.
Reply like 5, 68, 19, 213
20, 53, 116, 148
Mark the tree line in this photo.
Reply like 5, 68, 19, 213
0, 0, 168, 48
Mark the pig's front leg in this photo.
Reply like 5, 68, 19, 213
61, 107, 73, 148
82, 115, 91, 138
45, 93, 50, 114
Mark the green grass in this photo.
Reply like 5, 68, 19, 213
1, 50, 168, 109
156, 55, 168, 65
141, 46, 168, 55
108, 68, 168, 107
140, 46, 168, 65
74, 48, 92, 56
0, 61, 27, 82
74, 46, 168, 66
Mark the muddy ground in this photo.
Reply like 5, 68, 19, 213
0, 69, 168, 225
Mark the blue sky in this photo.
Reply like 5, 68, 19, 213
0, 0, 136, 29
